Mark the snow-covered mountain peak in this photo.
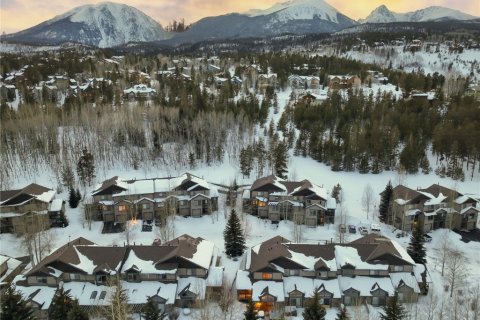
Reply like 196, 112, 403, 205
12, 1, 167, 48
246, 0, 342, 23
360, 5, 477, 24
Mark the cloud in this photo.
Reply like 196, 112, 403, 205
1, 0, 479, 34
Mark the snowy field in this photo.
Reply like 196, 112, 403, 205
1, 85, 479, 319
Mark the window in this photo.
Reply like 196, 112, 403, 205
70, 273, 80, 280
470, 213, 476, 219
157, 202, 164, 208
186, 269, 196, 276
96, 274, 107, 283
99, 291, 107, 300
320, 298, 330, 305
370, 270, 379, 276
397, 292, 404, 302
180, 200, 187, 206
127, 273, 139, 282
238, 290, 252, 301
118, 205, 127, 212
90, 291, 98, 299
196, 200, 203, 206
142, 203, 150, 210
262, 273, 273, 280
37, 276, 47, 284
427, 215, 434, 221
372, 296, 380, 306
318, 271, 327, 278
393, 266, 404, 272
344, 296, 352, 306
288, 269, 300, 276
101, 195, 108, 200
156, 274, 167, 280
342, 269, 354, 276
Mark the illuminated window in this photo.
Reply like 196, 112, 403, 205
262, 273, 273, 280
119, 205, 127, 212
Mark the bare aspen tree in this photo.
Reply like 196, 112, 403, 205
446, 248, 469, 298
437, 230, 450, 276
292, 211, 304, 243
99, 276, 131, 320
361, 184, 374, 220
155, 213, 175, 243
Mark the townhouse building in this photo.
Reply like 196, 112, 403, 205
235, 234, 428, 316
14, 234, 222, 319
244, 175, 337, 227
90, 173, 218, 225
383, 184, 479, 232
0, 184, 66, 235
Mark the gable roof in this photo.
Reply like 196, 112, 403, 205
0, 183, 55, 206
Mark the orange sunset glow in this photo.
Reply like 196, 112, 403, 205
1, 0, 479, 34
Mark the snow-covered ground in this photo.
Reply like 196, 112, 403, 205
1, 82, 479, 319
341, 46, 480, 79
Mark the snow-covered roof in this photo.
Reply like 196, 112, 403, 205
460, 206, 480, 215
186, 239, 215, 269
63, 282, 113, 306
48, 199, 63, 212
389, 240, 415, 265
206, 266, 224, 287
235, 270, 252, 290
389, 273, 421, 293
0, 255, 23, 283
326, 198, 337, 210
413, 263, 432, 284
122, 281, 177, 305
35, 190, 56, 203
338, 276, 395, 296
15, 284, 57, 310
252, 281, 285, 302
424, 193, 447, 206
123, 84, 156, 94
335, 246, 389, 270
177, 277, 206, 299
405, 209, 421, 216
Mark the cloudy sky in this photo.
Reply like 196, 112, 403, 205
1, 0, 478, 34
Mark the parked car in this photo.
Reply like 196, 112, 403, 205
370, 223, 381, 233
358, 226, 368, 235
339, 224, 347, 233
348, 225, 356, 233
424, 234, 432, 242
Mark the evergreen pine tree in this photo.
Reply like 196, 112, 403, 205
379, 181, 393, 223
77, 148, 95, 187
0, 284, 35, 320
61, 164, 75, 188
303, 288, 326, 320
407, 222, 426, 264
76, 188, 82, 202
273, 142, 288, 179
67, 300, 89, 320
142, 298, 164, 320
50, 287, 74, 320
69, 186, 79, 208
335, 306, 350, 320
224, 209, 246, 258
244, 300, 256, 320
380, 292, 407, 320
331, 183, 342, 204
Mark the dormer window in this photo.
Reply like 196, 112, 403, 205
96, 274, 107, 284
318, 271, 328, 278
37, 276, 47, 284
127, 272, 139, 282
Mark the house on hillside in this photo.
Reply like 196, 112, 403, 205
381, 184, 479, 232
234, 234, 424, 317
123, 84, 156, 100
0, 184, 64, 235
327, 75, 361, 90
13, 234, 221, 318
244, 175, 336, 226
